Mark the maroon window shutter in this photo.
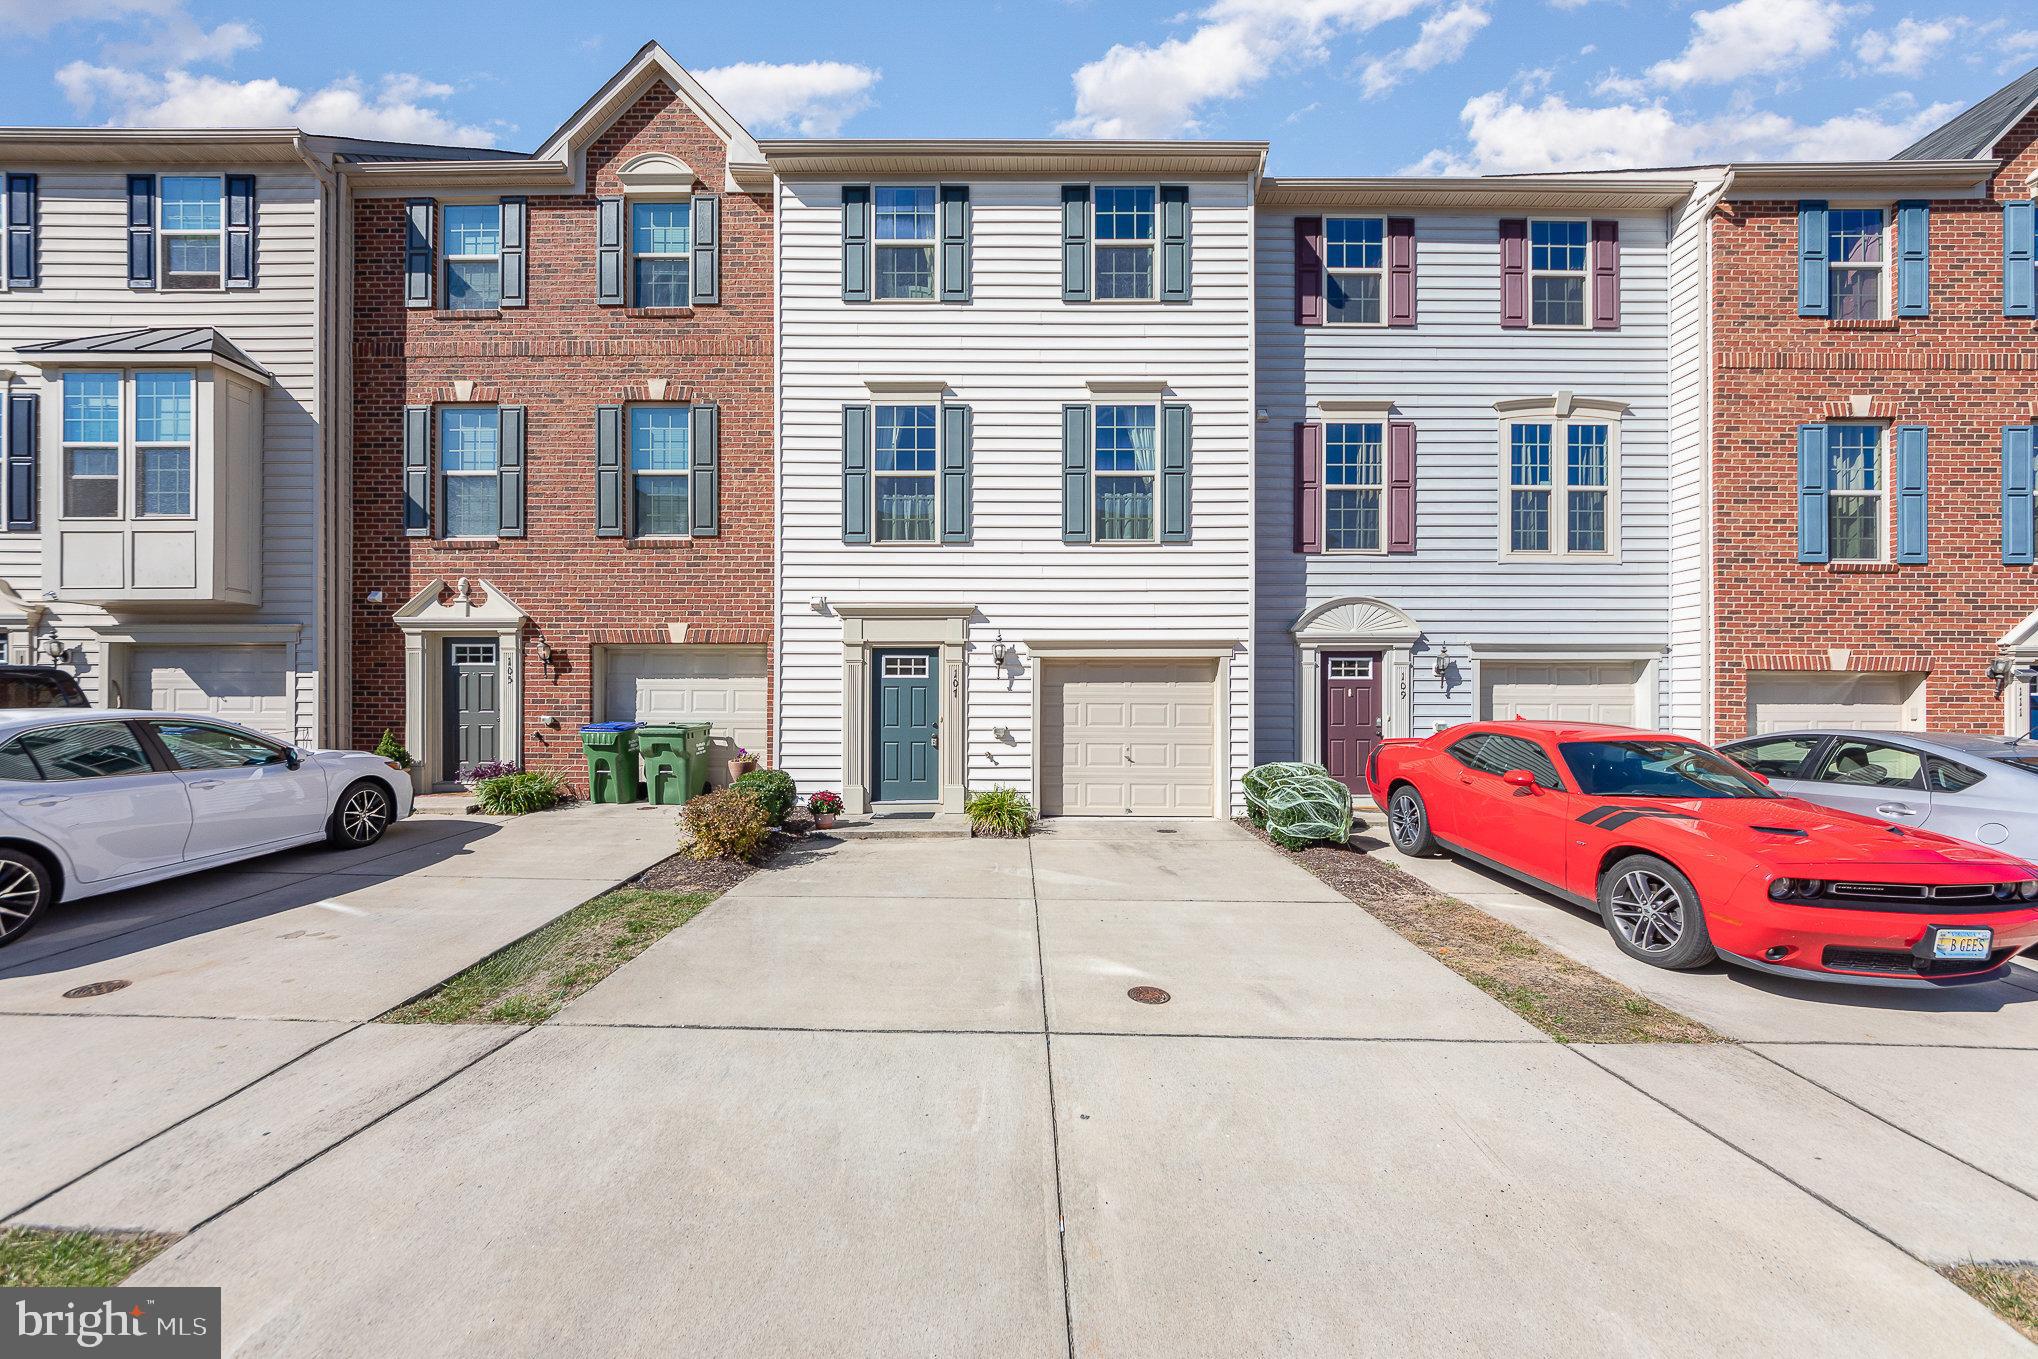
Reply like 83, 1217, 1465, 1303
1295, 216, 1324, 327
1591, 219, 1621, 330
1387, 420, 1416, 554
1387, 217, 1416, 327
1499, 218, 1528, 329
1295, 421, 1323, 553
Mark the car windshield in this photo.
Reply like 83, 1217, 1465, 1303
1560, 739, 1777, 799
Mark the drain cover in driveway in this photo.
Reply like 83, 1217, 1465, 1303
63, 980, 132, 999
1127, 986, 1171, 1005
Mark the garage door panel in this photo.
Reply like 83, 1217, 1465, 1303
602, 646, 768, 786
1482, 661, 1642, 729
1746, 672, 1921, 735
1044, 659, 1219, 817
130, 647, 293, 739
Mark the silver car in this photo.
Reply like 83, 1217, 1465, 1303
1721, 730, 2038, 862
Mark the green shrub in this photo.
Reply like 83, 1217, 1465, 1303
474, 770, 569, 816
965, 786, 1035, 838
733, 768, 797, 824
373, 729, 413, 771
684, 787, 774, 862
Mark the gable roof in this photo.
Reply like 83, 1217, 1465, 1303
1894, 65, 2038, 161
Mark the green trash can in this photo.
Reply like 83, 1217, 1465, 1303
579, 722, 644, 804
638, 721, 713, 806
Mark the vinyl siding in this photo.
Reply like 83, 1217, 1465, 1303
1663, 176, 1724, 739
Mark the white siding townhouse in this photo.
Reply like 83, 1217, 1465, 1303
768, 141, 1265, 817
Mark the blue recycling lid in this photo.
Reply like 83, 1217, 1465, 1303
580, 721, 643, 732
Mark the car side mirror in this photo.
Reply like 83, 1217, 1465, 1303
284, 748, 302, 771
1502, 769, 1539, 791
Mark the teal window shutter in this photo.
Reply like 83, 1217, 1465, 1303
939, 185, 970, 303
1796, 424, 1830, 563
841, 186, 870, 303
1159, 185, 1190, 303
1895, 201, 1928, 318
1160, 403, 1191, 541
2005, 426, 2036, 565
1061, 186, 1090, 302
595, 405, 623, 536
690, 404, 720, 536
940, 404, 971, 544
2006, 201, 2036, 319
691, 194, 720, 305
1893, 424, 1927, 564
842, 405, 871, 543
596, 196, 624, 306
6, 173, 37, 288
128, 175, 156, 289
5, 392, 37, 532
1797, 201, 1829, 318
402, 405, 432, 536
497, 406, 526, 537
1061, 404, 1091, 541
498, 197, 526, 307
402, 198, 433, 308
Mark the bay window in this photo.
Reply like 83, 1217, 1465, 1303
134, 371, 193, 517
61, 372, 120, 519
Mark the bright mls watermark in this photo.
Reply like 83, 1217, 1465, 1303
5, 1289, 219, 1357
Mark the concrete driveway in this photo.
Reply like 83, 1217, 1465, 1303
97, 820, 2032, 1356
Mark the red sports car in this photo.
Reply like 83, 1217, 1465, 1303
1365, 721, 2038, 987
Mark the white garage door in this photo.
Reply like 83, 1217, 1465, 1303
601, 645, 766, 786
1043, 659, 1218, 817
1746, 672, 1924, 735
128, 646, 293, 738
1481, 661, 1643, 727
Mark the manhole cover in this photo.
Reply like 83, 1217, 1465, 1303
63, 979, 131, 999
1127, 986, 1171, 1005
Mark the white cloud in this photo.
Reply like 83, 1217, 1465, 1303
1854, 17, 1957, 76
1058, 0, 1435, 137
695, 61, 880, 136
0, 0, 178, 33
2001, 29, 2038, 69
1360, 1, 1489, 97
56, 63, 500, 145
0, 0, 251, 64
1601, 0, 1852, 95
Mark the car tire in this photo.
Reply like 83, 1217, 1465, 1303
1598, 853, 1715, 970
327, 780, 394, 850
1385, 784, 1438, 858
0, 847, 53, 949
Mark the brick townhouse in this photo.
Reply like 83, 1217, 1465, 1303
344, 45, 775, 792
1693, 66, 2038, 746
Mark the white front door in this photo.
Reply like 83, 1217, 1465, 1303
601, 645, 768, 786
143, 719, 329, 858
1043, 659, 1218, 816
1480, 661, 1643, 726
5, 720, 193, 883
129, 645, 294, 738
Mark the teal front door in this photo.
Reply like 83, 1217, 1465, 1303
874, 650, 939, 802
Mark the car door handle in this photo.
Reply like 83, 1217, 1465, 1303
19, 795, 68, 808
1875, 803, 1919, 817
188, 780, 224, 790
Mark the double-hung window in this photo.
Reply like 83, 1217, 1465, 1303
873, 187, 936, 300
442, 204, 503, 310
1506, 417, 1616, 556
1827, 424, 1885, 561
873, 405, 937, 542
438, 407, 500, 538
134, 371, 193, 517
1528, 220, 1588, 327
1094, 187, 1156, 300
61, 372, 121, 519
1324, 217, 1385, 325
1324, 422, 1384, 552
1565, 423, 1609, 553
628, 406, 691, 537
1828, 209, 1886, 321
1094, 404, 1157, 541
630, 201, 691, 308
160, 176, 224, 290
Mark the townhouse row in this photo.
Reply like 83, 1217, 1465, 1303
2, 45, 2034, 818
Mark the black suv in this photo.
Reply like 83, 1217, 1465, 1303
0, 665, 88, 710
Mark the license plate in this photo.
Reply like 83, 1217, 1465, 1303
1931, 927, 1993, 961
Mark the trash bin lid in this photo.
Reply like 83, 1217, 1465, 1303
580, 721, 642, 733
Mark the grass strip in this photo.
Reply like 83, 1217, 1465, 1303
0, 1228, 177, 1288
383, 888, 715, 1026
1944, 1264, 2038, 1343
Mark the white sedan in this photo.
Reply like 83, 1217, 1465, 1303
0, 709, 414, 946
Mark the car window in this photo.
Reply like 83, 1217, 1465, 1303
148, 721, 289, 771
1723, 735, 1821, 779
1927, 759, 1985, 793
1814, 738, 1925, 790
0, 673, 85, 708
1481, 733, 1564, 789
17, 722, 154, 781
1445, 733, 1492, 771
0, 739, 41, 782
1560, 739, 1775, 799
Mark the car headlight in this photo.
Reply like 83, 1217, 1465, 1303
2019, 881, 2038, 902
383, 759, 407, 772
1769, 878, 1795, 900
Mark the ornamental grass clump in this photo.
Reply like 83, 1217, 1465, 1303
474, 769, 570, 816
965, 786, 1035, 838
684, 787, 774, 862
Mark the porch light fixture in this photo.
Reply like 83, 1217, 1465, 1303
1988, 656, 2038, 695
1432, 644, 1451, 679
990, 632, 1011, 667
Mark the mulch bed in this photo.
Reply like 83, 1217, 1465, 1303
625, 811, 820, 894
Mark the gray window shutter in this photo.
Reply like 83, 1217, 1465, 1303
6, 174, 38, 288
1796, 424, 1829, 564
224, 173, 255, 288
498, 196, 526, 307
1160, 402, 1191, 542
1062, 186, 1091, 302
842, 404, 871, 544
595, 405, 623, 537
1895, 201, 1928, 318
2002, 426, 2034, 566
1159, 185, 1190, 303
127, 174, 156, 289
596, 196, 624, 306
1893, 424, 1927, 564
403, 198, 433, 309
1061, 403, 1091, 542
691, 194, 720, 305
1797, 201, 1829, 318
5, 391, 37, 532
939, 184, 970, 303
841, 186, 870, 303
497, 405, 526, 538
2006, 201, 2036, 319
940, 403, 971, 544
690, 404, 720, 536
403, 405, 432, 536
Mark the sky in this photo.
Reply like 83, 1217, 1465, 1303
3, 0, 2035, 175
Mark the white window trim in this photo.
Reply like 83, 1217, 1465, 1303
627, 403, 693, 541
1526, 217, 1591, 331
1323, 215, 1387, 329
437, 404, 501, 541
1493, 397, 1624, 562
1091, 401, 1159, 545
158, 173, 227, 294
870, 402, 941, 545
59, 370, 123, 522
132, 370, 196, 521
1826, 203, 1893, 323
628, 199, 693, 310
1322, 419, 1387, 556
440, 200, 504, 311
1092, 183, 1159, 304
871, 184, 940, 304
1825, 422, 1892, 565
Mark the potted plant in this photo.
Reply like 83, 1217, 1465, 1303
727, 745, 759, 784
808, 790, 844, 829
374, 730, 421, 790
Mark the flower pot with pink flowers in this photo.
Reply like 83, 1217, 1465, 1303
807, 790, 844, 829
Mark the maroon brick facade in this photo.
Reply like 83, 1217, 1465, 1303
349, 83, 773, 784
1709, 110, 2038, 740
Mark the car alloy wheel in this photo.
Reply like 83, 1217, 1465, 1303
1388, 791, 1425, 850
0, 853, 50, 946
340, 787, 389, 845
1609, 867, 1684, 953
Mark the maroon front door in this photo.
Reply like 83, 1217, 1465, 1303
1322, 653, 1383, 793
